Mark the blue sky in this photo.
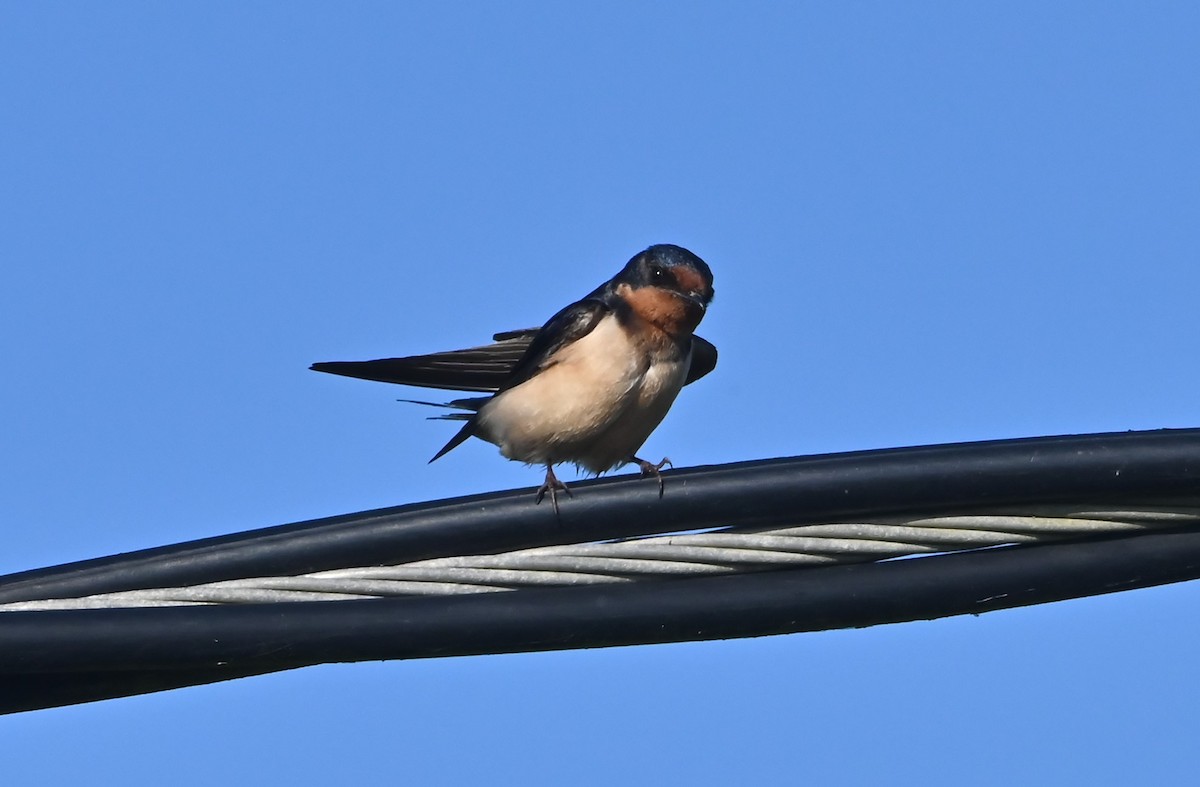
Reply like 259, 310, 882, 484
2, 2, 1199, 783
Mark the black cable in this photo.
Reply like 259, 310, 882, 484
2, 428, 1198, 605
1, 528, 1199, 715
0, 428, 1198, 714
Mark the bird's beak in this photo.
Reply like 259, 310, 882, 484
684, 286, 713, 309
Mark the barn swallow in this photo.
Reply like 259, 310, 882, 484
311, 244, 717, 511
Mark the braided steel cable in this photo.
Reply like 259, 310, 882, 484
4, 507, 1195, 610
2, 429, 1199, 714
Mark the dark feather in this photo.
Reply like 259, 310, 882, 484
312, 327, 718, 393
497, 300, 609, 392
398, 397, 487, 411
491, 328, 539, 342
430, 421, 474, 463
685, 335, 718, 385
399, 397, 486, 422
310, 335, 533, 393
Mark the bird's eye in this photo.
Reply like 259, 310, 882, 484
650, 266, 670, 284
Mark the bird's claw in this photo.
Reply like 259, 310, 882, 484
535, 465, 573, 514
632, 456, 672, 498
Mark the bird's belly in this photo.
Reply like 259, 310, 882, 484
474, 318, 688, 472
571, 357, 688, 472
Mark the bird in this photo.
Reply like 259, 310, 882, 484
311, 243, 717, 511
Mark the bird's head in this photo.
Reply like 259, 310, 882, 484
611, 244, 714, 336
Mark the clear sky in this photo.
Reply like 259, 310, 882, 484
3, 2, 1199, 783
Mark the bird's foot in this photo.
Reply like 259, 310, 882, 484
535, 465, 573, 514
631, 456, 672, 498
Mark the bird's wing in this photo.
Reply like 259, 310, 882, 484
495, 299, 611, 392
685, 335, 718, 385
422, 302, 608, 463
311, 316, 718, 393
310, 331, 539, 393
491, 328, 539, 342
492, 311, 715, 391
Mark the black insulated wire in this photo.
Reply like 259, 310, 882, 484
0, 428, 1198, 714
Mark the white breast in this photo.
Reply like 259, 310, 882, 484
473, 315, 690, 473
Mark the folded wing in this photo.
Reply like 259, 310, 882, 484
310, 330, 537, 393
311, 329, 718, 393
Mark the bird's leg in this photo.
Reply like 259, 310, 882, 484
535, 464, 573, 514
630, 456, 672, 498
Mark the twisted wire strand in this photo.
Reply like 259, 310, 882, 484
4, 507, 1196, 611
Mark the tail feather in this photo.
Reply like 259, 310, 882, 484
430, 421, 475, 463
398, 397, 487, 411
397, 397, 484, 460
398, 398, 451, 409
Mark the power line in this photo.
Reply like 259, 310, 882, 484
1, 428, 1198, 714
